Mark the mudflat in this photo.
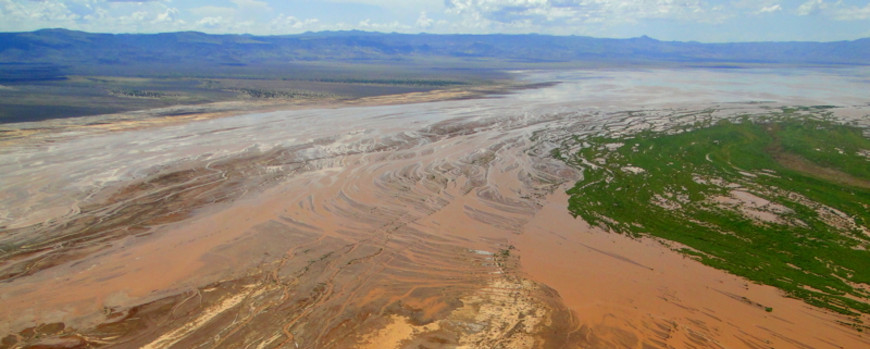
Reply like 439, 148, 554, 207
1, 68, 868, 348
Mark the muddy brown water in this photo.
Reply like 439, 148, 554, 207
1, 68, 869, 348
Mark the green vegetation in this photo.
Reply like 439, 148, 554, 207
230, 87, 332, 99
109, 89, 174, 99
311, 78, 466, 87
498, 245, 516, 258
562, 111, 870, 315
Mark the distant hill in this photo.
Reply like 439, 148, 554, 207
0, 29, 868, 80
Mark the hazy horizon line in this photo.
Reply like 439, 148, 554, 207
8, 27, 868, 45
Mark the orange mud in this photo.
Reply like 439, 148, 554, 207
1, 71, 869, 348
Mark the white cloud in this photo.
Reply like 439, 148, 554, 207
357, 18, 411, 32
153, 7, 178, 24
758, 4, 782, 14
832, 3, 870, 21
795, 0, 870, 21
187, 0, 280, 33
0, 0, 866, 40
0, 0, 78, 23
112, 6, 184, 30
443, 0, 723, 27
416, 11, 434, 28
270, 14, 319, 32
196, 16, 225, 28
0, 0, 189, 32
797, 0, 827, 16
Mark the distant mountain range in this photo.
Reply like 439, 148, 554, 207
1, 29, 868, 81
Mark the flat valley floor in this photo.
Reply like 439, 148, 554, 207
1, 68, 869, 348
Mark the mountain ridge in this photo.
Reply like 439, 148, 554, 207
2, 28, 868, 72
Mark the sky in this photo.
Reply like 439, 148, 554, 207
0, 0, 868, 42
